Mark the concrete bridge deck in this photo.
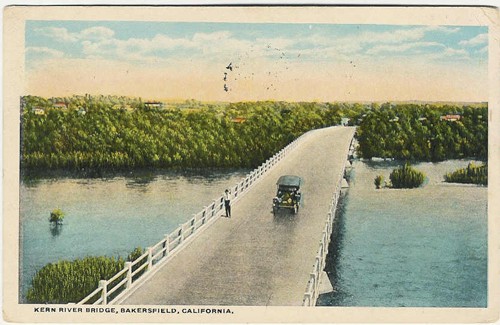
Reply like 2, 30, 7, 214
120, 126, 355, 306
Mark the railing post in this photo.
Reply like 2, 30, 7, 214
303, 293, 311, 306
99, 280, 107, 305
162, 234, 169, 257
219, 197, 224, 212
201, 208, 207, 225
309, 273, 316, 299
211, 200, 216, 218
147, 247, 153, 270
125, 262, 132, 289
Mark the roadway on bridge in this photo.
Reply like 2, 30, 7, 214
121, 126, 355, 306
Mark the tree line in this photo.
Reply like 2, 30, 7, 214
21, 96, 363, 172
356, 103, 487, 161
21, 96, 487, 174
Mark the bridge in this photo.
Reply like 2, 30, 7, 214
78, 126, 356, 306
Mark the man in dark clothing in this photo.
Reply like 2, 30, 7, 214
224, 189, 231, 218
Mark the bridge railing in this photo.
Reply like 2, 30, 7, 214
302, 129, 355, 306
77, 130, 311, 305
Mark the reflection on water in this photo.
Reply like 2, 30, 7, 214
19, 168, 249, 302
49, 224, 63, 237
318, 160, 487, 307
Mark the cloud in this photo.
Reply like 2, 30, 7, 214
477, 45, 488, 54
459, 33, 488, 47
35, 26, 116, 42
419, 47, 470, 61
79, 30, 254, 63
347, 26, 458, 46
365, 41, 445, 55
279, 26, 458, 60
26, 46, 65, 58
443, 47, 469, 56
79, 26, 115, 41
34, 27, 79, 42
193, 31, 232, 42
31, 24, 466, 66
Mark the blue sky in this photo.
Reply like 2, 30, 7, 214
25, 20, 488, 102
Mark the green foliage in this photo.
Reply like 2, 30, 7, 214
356, 103, 488, 161
127, 247, 144, 262
26, 245, 148, 304
445, 162, 487, 185
49, 208, 65, 223
389, 163, 425, 189
127, 247, 147, 281
374, 175, 384, 189
26, 256, 125, 304
21, 96, 369, 171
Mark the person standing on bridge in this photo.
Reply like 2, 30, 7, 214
224, 189, 232, 218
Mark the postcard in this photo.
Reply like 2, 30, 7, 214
3, 4, 499, 324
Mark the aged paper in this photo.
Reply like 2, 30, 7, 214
3, 4, 500, 323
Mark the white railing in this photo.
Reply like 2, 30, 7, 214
302, 130, 356, 306
76, 131, 312, 305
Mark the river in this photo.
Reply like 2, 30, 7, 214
318, 159, 488, 307
20, 160, 487, 307
19, 169, 249, 302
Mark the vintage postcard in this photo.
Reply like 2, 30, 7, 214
3, 4, 500, 324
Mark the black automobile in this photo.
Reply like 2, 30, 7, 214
272, 175, 302, 215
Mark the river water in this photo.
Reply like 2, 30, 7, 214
20, 161, 487, 307
318, 160, 488, 307
19, 169, 249, 302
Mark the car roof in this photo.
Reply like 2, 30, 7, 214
276, 175, 302, 187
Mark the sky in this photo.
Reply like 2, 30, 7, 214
25, 21, 488, 102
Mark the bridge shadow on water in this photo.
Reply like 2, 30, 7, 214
317, 191, 350, 306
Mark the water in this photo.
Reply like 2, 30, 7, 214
19, 169, 249, 302
318, 160, 487, 307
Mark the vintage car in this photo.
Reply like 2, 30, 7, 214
272, 175, 302, 215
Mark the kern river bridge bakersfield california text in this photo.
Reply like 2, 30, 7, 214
33, 306, 234, 315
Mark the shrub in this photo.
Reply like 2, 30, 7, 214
374, 175, 384, 189
389, 163, 425, 189
26, 246, 146, 304
26, 256, 125, 304
49, 208, 64, 223
444, 162, 487, 185
127, 247, 147, 281
127, 247, 144, 262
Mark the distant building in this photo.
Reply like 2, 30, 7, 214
144, 102, 164, 109
231, 117, 247, 123
340, 117, 350, 126
440, 114, 461, 122
33, 107, 45, 115
53, 102, 67, 109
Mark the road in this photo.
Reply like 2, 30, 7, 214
121, 126, 355, 306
